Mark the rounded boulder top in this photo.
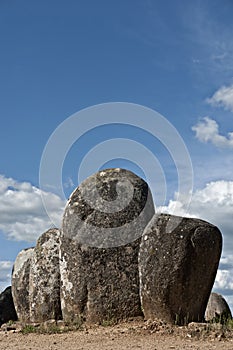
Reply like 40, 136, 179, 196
62, 168, 155, 248
205, 292, 232, 322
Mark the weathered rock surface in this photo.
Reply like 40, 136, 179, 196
205, 292, 232, 322
60, 168, 155, 322
62, 168, 155, 248
11, 248, 34, 322
29, 228, 62, 322
139, 214, 222, 325
0, 287, 17, 326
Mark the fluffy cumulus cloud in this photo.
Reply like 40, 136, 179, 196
214, 255, 233, 312
0, 175, 66, 242
159, 180, 233, 311
192, 116, 233, 148
0, 261, 13, 292
207, 84, 233, 112
214, 255, 233, 299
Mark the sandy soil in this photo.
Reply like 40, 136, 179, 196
1, 319, 233, 350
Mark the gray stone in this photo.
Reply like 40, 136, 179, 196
62, 168, 154, 248
11, 247, 34, 322
0, 287, 17, 326
60, 236, 143, 323
29, 228, 62, 322
139, 214, 222, 325
205, 292, 232, 322
60, 168, 155, 323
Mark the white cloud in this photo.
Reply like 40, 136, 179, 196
0, 261, 13, 292
0, 261, 13, 282
207, 85, 233, 112
213, 255, 233, 313
0, 175, 66, 242
184, 2, 233, 74
213, 255, 233, 314
64, 176, 75, 189
192, 116, 233, 148
214, 269, 233, 291
215, 255, 233, 288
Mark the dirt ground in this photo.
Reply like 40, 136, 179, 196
1, 319, 233, 350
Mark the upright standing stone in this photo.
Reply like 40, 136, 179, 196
60, 168, 155, 322
139, 214, 222, 325
11, 248, 34, 322
0, 286, 17, 326
29, 228, 62, 322
205, 292, 232, 322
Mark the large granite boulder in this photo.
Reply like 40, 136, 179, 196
0, 286, 17, 326
62, 168, 154, 248
60, 168, 155, 322
11, 248, 34, 322
139, 214, 222, 325
205, 292, 232, 322
29, 228, 62, 322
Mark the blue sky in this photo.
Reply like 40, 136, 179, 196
1, 0, 233, 311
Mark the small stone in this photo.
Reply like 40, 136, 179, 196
0, 287, 17, 326
29, 228, 62, 322
188, 322, 207, 330
12, 248, 34, 322
205, 292, 232, 322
